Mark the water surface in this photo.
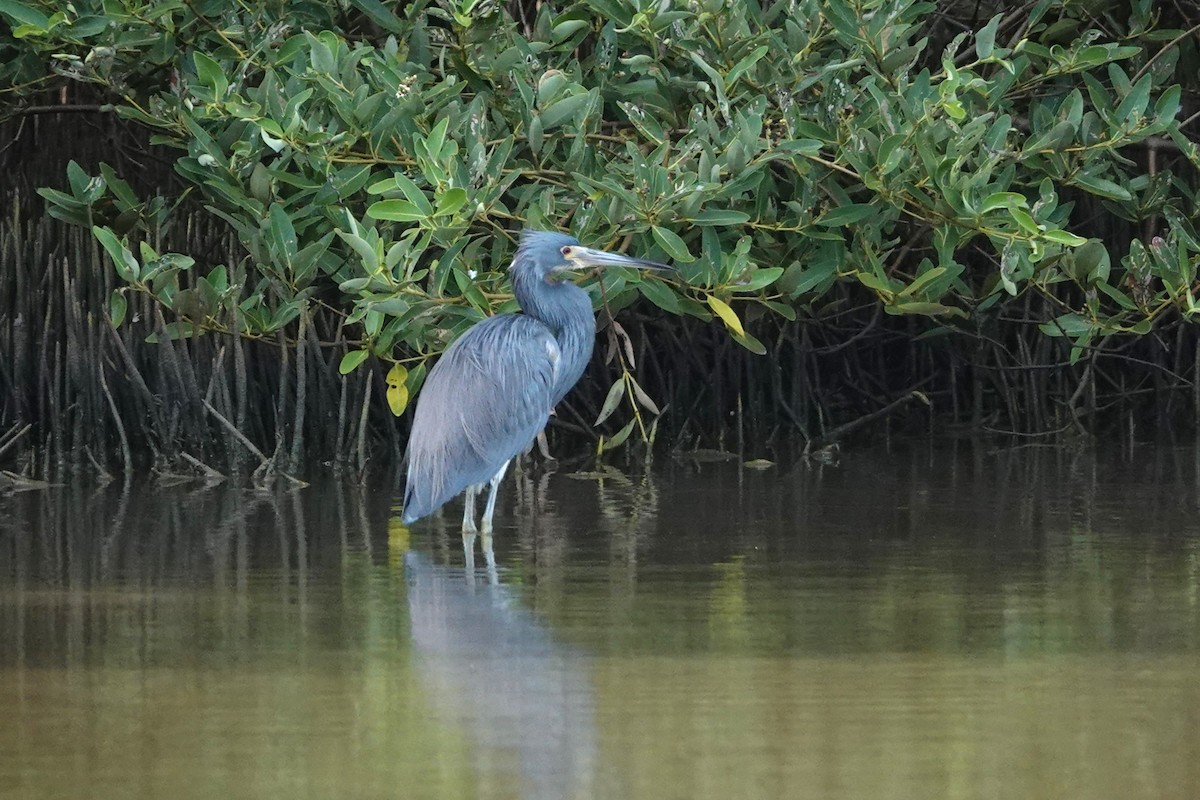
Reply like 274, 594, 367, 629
2, 441, 1200, 799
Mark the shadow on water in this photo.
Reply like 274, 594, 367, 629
2, 439, 1200, 799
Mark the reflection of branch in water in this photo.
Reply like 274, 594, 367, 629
596, 470, 659, 569
405, 551, 598, 800
99, 478, 132, 580
513, 469, 568, 580
0, 481, 383, 594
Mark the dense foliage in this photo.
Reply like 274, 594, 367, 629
1, 0, 1199, 472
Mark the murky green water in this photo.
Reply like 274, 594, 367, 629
3, 442, 1200, 799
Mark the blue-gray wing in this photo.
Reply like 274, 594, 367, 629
402, 314, 560, 523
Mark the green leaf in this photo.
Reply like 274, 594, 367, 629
336, 230, 380, 271
552, 19, 589, 40
876, 134, 907, 175
629, 375, 661, 415
650, 226, 695, 262
1009, 207, 1040, 234
601, 417, 637, 452
309, 34, 336, 74
888, 301, 963, 317
595, 377, 625, 426
1042, 229, 1087, 247
780, 258, 836, 296
1074, 240, 1111, 283
898, 267, 947, 298
730, 267, 785, 292
689, 209, 750, 226
1071, 173, 1132, 201
109, 291, 127, 328
975, 13, 1001, 60
97, 163, 137, 209
366, 177, 396, 195
1154, 84, 1181, 127
1039, 313, 1092, 338
434, 187, 468, 217
1128, 318, 1152, 335
93, 226, 139, 282
1115, 73, 1152, 127
339, 349, 370, 375
816, 204, 876, 226
732, 330, 767, 355
541, 92, 593, 129
980, 192, 1028, 213
0, 0, 48, 29
1023, 120, 1075, 154
639, 279, 682, 314
339, 277, 371, 293
66, 160, 89, 196
727, 45, 768, 85
855, 271, 896, 297
193, 52, 228, 100
792, 121, 834, 141
268, 203, 297, 260
392, 173, 435, 214
706, 295, 745, 337
527, 113, 544, 158
367, 199, 427, 222
348, 0, 403, 32
259, 117, 285, 137
426, 116, 450, 160
1097, 280, 1137, 310
145, 322, 200, 343
776, 139, 824, 156
761, 300, 797, 320
689, 51, 726, 96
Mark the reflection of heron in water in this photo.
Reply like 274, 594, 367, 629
404, 551, 598, 800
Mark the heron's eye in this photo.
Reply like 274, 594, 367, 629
560, 246, 571, 256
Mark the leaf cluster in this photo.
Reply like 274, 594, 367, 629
5, 0, 1199, 402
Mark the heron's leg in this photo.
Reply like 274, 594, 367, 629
462, 531, 477, 589
480, 460, 511, 538
479, 530, 499, 586
461, 484, 479, 535
536, 429, 554, 461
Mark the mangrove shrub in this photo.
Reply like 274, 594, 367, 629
1, 0, 1199, 466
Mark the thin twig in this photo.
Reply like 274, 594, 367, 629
805, 384, 932, 451
0, 424, 32, 461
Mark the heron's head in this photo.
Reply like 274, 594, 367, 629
514, 229, 672, 284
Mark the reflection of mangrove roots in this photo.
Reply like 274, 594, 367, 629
0, 470, 53, 491
805, 389, 931, 453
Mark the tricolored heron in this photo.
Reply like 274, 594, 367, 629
401, 229, 669, 550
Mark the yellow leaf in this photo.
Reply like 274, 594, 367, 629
706, 294, 745, 337
386, 384, 409, 416
384, 363, 409, 415
385, 362, 408, 388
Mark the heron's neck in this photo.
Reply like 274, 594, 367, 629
514, 276, 596, 401
512, 274, 587, 334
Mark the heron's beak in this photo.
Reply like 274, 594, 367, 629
559, 246, 673, 273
